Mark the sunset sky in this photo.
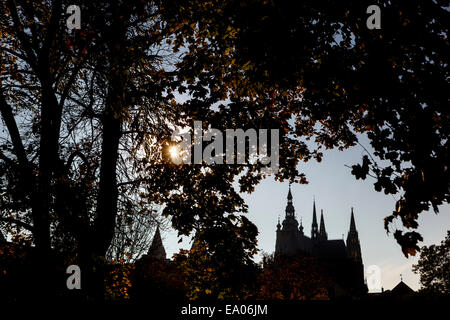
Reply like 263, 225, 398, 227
162, 133, 450, 292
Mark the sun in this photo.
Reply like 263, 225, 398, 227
169, 145, 179, 160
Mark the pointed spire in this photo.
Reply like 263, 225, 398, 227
350, 207, 357, 233
319, 209, 328, 240
312, 199, 317, 224
346, 207, 362, 262
311, 198, 319, 239
147, 225, 166, 260
285, 185, 295, 217
277, 215, 281, 231
299, 217, 304, 235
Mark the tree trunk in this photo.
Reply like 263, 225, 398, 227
87, 18, 127, 298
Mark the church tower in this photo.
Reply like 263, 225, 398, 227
299, 218, 304, 236
275, 186, 302, 255
346, 208, 362, 263
311, 199, 319, 240
281, 185, 299, 231
286, 186, 294, 217
318, 209, 328, 241
147, 225, 167, 260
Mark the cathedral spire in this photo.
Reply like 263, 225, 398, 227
319, 209, 328, 241
147, 225, 166, 260
346, 208, 362, 262
311, 198, 319, 239
299, 217, 304, 236
349, 207, 357, 232
285, 185, 295, 217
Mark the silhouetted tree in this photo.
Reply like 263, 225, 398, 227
257, 253, 332, 300
413, 231, 450, 295
161, 0, 449, 257
174, 219, 259, 300
132, 258, 186, 301
0, 0, 176, 299
1, 0, 448, 301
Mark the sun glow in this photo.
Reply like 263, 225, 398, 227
169, 145, 179, 160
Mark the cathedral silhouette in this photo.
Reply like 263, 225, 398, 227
275, 186, 367, 297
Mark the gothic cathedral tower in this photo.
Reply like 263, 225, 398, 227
311, 199, 319, 239
346, 208, 362, 263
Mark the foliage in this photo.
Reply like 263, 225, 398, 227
174, 219, 259, 300
0, 242, 70, 302
159, 0, 449, 257
257, 253, 332, 300
132, 258, 186, 301
0, 0, 448, 300
105, 261, 135, 300
412, 231, 450, 295
0, 0, 172, 297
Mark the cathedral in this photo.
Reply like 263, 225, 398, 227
275, 186, 367, 297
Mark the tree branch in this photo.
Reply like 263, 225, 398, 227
0, 151, 16, 167
6, 0, 38, 70
0, 90, 29, 168
117, 178, 144, 187
0, 217, 34, 232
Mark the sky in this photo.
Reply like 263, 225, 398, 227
161, 133, 450, 292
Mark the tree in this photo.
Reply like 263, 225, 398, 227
106, 206, 165, 263
412, 231, 450, 295
257, 253, 331, 300
174, 218, 259, 300
160, 0, 449, 256
132, 257, 186, 301
0, 0, 270, 299
1, 0, 448, 301
0, 0, 176, 298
